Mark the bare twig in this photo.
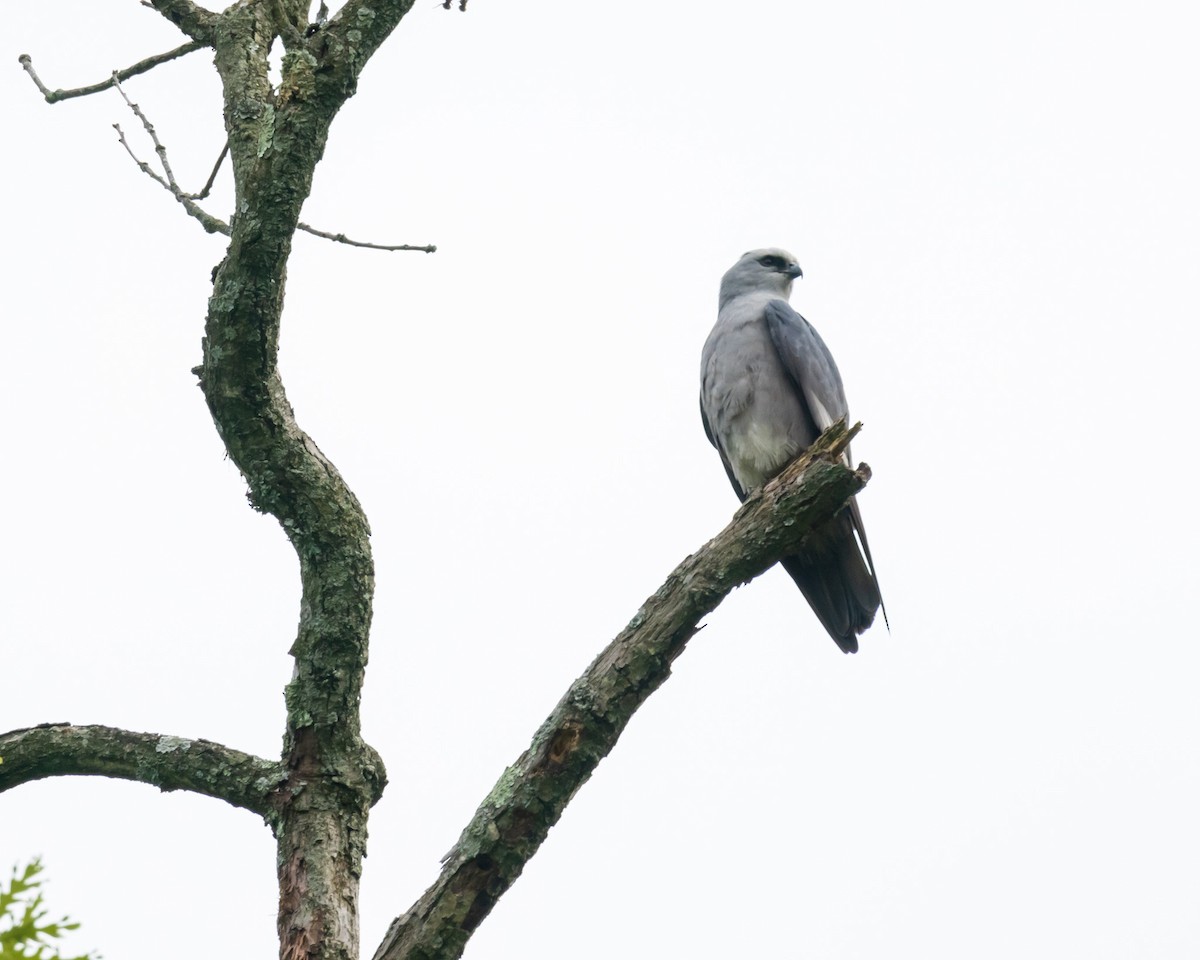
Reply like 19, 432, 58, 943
107, 73, 230, 234
23, 51, 429, 249
297, 223, 437, 253
19, 50, 230, 236
110, 86, 429, 251
0, 723, 286, 819
113, 122, 231, 234
188, 141, 229, 201
113, 123, 170, 190
17, 44, 205, 105
111, 73, 180, 189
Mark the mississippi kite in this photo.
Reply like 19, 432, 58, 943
700, 248, 883, 653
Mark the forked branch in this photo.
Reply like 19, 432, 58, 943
20, 48, 435, 252
113, 121, 230, 233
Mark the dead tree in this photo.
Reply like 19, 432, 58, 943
4, 4, 872, 959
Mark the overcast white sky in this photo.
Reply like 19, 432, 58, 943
4, 2, 1199, 958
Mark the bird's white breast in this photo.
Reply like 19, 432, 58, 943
726, 418, 802, 491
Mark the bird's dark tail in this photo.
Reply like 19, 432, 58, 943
780, 506, 881, 654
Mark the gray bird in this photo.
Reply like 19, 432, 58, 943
700, 248, 883, 653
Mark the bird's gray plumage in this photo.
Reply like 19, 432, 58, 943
700, 248, 883, 652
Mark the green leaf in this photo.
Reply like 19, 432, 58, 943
0, 860, 100, 960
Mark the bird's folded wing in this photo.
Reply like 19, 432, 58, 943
763, 299, 852, 467
700, 397, 748, 501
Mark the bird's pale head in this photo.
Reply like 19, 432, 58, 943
719, 247, 803, 308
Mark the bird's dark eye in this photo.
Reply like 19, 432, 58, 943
759, 255, 785, 270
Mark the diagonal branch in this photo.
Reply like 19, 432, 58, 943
321, 0, 420, 82
144, 0, 218, 43
189, 141, 229, 201
372, 421, 870, 960
0, 723, 286, 819
17, 43, 206, 104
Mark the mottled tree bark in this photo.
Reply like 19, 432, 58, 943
196, 4, 414, 958
0, 724, 285, 815
8, 6, 875, 960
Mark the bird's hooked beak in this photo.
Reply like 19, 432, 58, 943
786, 264, 803, 280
